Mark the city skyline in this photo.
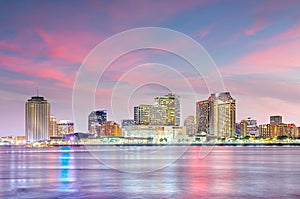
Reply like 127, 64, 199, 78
1, 1, 300, 136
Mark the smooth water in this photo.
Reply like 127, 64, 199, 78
1, 145, 300, 198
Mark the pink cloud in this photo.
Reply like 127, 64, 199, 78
244, 20, 268, 36
221, 38, 300, 75
0, 40, 20, 52
36, 28, 102, 63
195, 24, 215, 38
0, 53, 75, 89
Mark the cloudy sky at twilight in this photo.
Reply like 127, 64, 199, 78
1, 0, 300, 136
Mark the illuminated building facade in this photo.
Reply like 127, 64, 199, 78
50, 115, 57, 137
149, 105, 167, 125
25, 96, 50, 142
209, 92, 236, 138
196, 100, 210, 135
100, 121, 122, 137
57, 120, 74, 136
154, 93, 180, 126
123, 125, 186, 143
184, 115, 196, 136
240, 117, 259, 137
134, 105, 151, 125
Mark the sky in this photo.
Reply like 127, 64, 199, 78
1, 0, 300, 136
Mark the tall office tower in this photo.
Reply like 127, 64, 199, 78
184, 115, 196, 136
149, 105, 167, 125
270, 115, 282, 124
57, 120, 74, 136
134, 104, 151, 125
25, 96, 50, 142
196, 100, 210, 135
88, 110, 107, 136
154, 93, 180, 126
209, 92, 236, 138
49, 115, 57, 137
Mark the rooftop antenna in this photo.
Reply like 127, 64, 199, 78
37, 87, 39, 97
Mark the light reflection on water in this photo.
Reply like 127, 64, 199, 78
0, 146, 300, 198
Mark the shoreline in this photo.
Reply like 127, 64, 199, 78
2, 142, 300, 147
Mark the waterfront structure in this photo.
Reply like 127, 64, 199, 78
49, 115, 57, 137
57, 120, 74, 136
88, 110, 107, 137
121, 119, 136, 128
270, 115, 282, 125
100, 121, 122, 137
184, 116, 196, 136
196, 100, 210, 135
123, 125, 186, 143
25, 96, 50, 142
134, 104, 151, 125
154, 93, 180, 126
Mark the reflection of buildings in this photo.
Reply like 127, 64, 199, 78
25, 95, 50, 142
184, 116, 195, 136
57, 120, 74, 136
50, 115, 57, 137
196, 92, 236, 138
100, 121, 123, 137
88, 110, 107, 137
155, 93, 180, 126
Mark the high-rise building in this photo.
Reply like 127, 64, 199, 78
196, 100, 210, 134
49, 115, 57, 136
209, 92, 236, 137
100, 121, 122, 137
154, 93, 180, 126
270, 115, 282, 124
57, 120, 74, 136
184, 116, 196, 136
88, 110, 107, 137
149, 105, 167, 125
134, 105, 151, 125
25, 96, 50, 142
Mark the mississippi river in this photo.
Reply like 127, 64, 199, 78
0, 145, 300, 198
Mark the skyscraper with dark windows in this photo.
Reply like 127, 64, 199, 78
25, 95, 50, 142
270, 115, 282, 124
196, 100, 210, 135
88, 110, 107, 137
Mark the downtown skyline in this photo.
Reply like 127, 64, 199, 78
1, 0, 300, 136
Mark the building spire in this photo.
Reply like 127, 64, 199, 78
37, 87, 39, 97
